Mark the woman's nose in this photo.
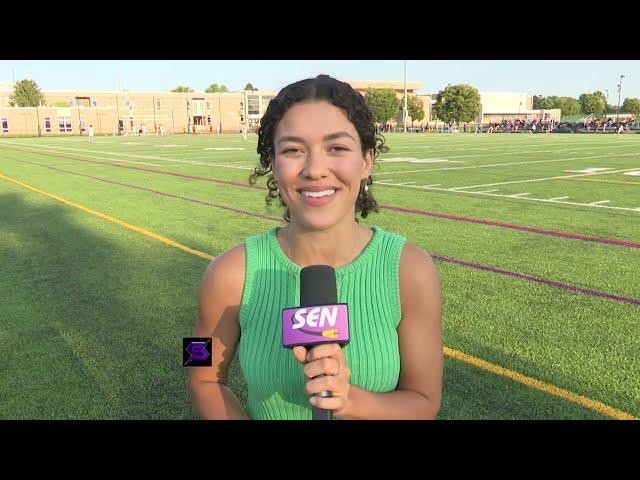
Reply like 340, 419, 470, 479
301, 149, 329, 179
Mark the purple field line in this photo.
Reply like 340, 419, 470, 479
7, 156, 639, 307
379, 205, 640, 249
432, 255, 640, 306
9, 158, 282, 223
4, 144, 639, 249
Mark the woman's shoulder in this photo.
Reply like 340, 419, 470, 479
399, 241, 440, 288
200, 243, 247, 301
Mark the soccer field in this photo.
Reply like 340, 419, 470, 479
1, 132, 638, 419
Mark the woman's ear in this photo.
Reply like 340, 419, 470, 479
362, 149, 374, 179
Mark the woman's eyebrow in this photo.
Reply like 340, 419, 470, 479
323, 131, 356, 142
277, 136, 305, 145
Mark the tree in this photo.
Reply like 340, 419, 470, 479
9, 79, 45, 107
621, 98, 640, 114
244, 83, 258, 91
401, 95, 425, 126
535, 95, 581, 116
556, 97, 581, 116
205, 84, 229, 93
171, 86, 194, 92
364, 89, 401, 124
533, 95, 555, 110
434, 84, 481, 125
579, 91, 606, 115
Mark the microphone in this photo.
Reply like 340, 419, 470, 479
282, 265, 350, 420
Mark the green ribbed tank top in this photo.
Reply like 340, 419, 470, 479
238, 226, 406, 420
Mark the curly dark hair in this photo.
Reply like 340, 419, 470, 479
249, 74, 388, 222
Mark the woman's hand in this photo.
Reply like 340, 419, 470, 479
292, 344, 352, 417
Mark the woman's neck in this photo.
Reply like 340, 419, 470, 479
282, 218, 370, 268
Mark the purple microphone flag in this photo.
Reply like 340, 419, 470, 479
282, 303, 350, 348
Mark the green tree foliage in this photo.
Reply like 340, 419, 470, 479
579, 91, 607, 115
205, 84, 229, 93
244, 83, 258, 91
533, 95, 555, 110
534, 95, 582, 115
9, 79, 45, 107
171, 86, 194, 92
621, 98, 640, 114
401, 95, 425, 125
555, 97, 581, 116
364, 89, 401, 124
434, 84, 481, 124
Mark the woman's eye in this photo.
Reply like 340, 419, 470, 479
330, 146, 349, 152
281, 148, 300, 154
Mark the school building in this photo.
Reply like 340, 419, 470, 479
0, 79, 556, 136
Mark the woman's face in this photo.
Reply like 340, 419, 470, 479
272, 100, 373, 231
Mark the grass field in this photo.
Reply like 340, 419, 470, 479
1, 131, 638, 419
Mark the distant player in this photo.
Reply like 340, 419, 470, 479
88, 124, 94, 143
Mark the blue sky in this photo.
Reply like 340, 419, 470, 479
1, 60, 637, 102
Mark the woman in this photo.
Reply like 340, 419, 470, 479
189, 74, 443, 419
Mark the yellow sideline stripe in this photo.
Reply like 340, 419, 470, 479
561, 177, 640, 186
0, 172, 214, 261
444, 347, 637, 420
1, 172, 635, 420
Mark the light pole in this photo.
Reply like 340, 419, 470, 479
605, 89, 609, 119
617, 74, 625, 126
403, 60, 408, 133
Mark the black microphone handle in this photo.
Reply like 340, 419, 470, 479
299, 265, 339, 421
312, 389, 333, 420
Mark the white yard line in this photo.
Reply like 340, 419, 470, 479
588, 200, 611, 205
549, 196, 570, 201
449, 166, 640, 190
375, 182, 640, 213
376, 151, 639, 176
0, 142, 254, 170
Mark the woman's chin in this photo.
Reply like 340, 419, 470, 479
289, 209, 346, 232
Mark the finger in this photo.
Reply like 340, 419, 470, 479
305, 375, 338, 396
304, 357, 341, 378
292, 346, 308, 364
309, 395, 345, 412
306, 343, 342, 362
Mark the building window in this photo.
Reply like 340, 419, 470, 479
207, 115, 211, 125
68, 97, 74, 106
261, 95, 274, 114
206, 102, 210, 111
126, 100, 131, 109
1, 117, 8, 133
76, 96, 90, 107
193, 115, 204, 126
44, 117, 51, 132
191, 99, 206, 116
248, 95, 260, 115
92, 98, 98, 107
80, 116, 86, 132
59, 116, 72, 132
156, 99, 161, 109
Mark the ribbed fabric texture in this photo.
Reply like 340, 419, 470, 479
238, 226, 406, 420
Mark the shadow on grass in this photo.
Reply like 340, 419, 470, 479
0, 191, 242, 419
